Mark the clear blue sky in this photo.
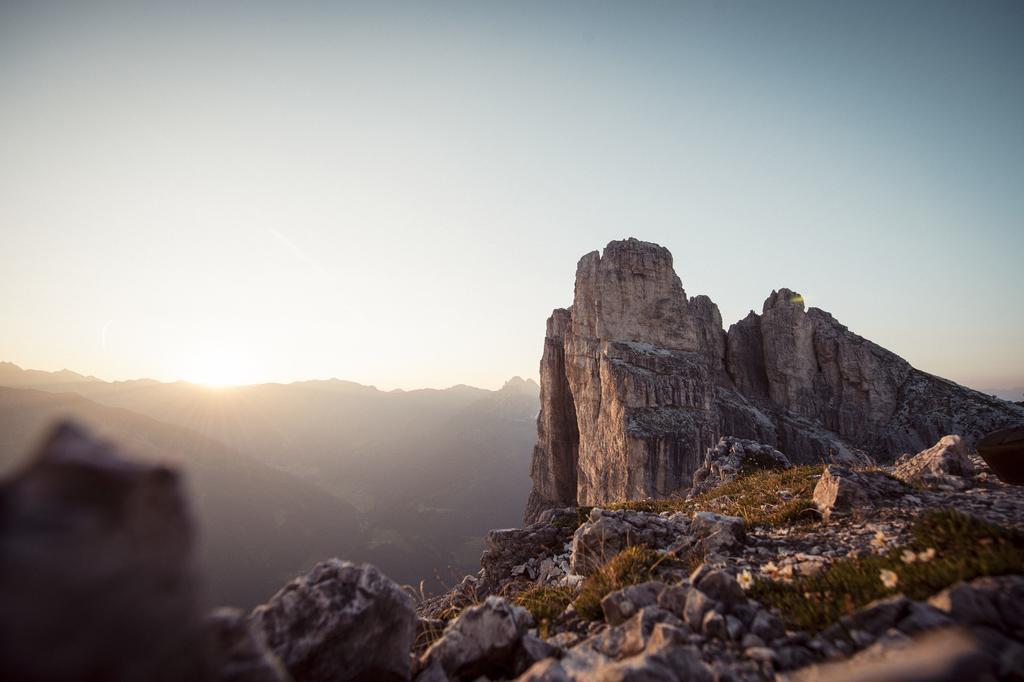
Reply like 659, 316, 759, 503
1, 1, 1021, 391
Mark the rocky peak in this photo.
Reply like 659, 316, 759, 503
501, 376, 540, 395
761, 288, 805, 313
526, 239, 1024, 522
570, 238, 702, 352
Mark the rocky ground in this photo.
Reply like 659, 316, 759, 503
1, 423, 1022, 682
413, 435, 1024, 682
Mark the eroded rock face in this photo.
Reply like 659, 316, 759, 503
250, 559, 415, 682
525, 238, 1024, 520
0, 421, 212, 682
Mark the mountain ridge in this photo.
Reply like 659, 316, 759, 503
526, 238, 1024, 521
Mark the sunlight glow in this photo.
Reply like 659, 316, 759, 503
180, 337, 258, 387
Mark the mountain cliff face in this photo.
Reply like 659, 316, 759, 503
526, 238, 1024, 522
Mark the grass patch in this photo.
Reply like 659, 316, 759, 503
514, 584, 576, 632
552, 506, 594, 531
608, 465, 823, 528
573, 546, 686, 621
750, 509, 1024, 632
740, 451, 790, 476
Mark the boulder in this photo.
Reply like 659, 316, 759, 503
783, 627, 994, 682
693, 569, 745, 610
600, 581, 666, 626
893, 435, 975, 488
927, 575, 1024, 631
0, 421, 213, 682
750, 610, 786, 644
813, 465, 907, 521
419, 596, 533, 681
207, 608, 291, 682
690, 511, 746, 555
250, 559, 415, 682
570, 508, 688, 575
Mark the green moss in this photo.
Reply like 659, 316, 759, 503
573, 546, 686, 621
749, 509, 1024, 632
552, 506, 594, 531
514, 584, 576, 625
608, 465, 823, 528
739, 451, 790, 476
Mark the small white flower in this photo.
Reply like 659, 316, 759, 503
900, 549, 918, 564
879, 569, 899, 589
918, 548, 936, 562
738, 569, 754, 591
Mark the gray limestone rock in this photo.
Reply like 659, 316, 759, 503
570, 508, 688, 575
482, 513, 577, 589
693, 570, 745, 611
813, 465, 908, 521
690, 511, 746, 555
250, 559, 415, 682
683, 589, 714, 629
750, 610, 786, 644
518, 612, 710, 682
600, 581, 666, 626
893, 435, 975, 489
420, 596, 533, 682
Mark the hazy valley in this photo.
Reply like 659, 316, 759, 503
0, 362, 539, 607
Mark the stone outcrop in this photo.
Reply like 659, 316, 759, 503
480, 510, 578, 589
893, 434, 975, 489
812, 465, 910, 522
570, 507, 689, 575
249, 559, 416, 682
690, 436, 791, 497
526, 238, 1024, 520
0, 422, 213, 682
417, 596, 540, 681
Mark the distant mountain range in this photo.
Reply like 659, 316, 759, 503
0, 362, 540, 608
980, 387, 1024, 402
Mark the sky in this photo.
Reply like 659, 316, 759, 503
1, 1, 1022, 392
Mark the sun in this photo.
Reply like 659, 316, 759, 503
181, 343, 257, 387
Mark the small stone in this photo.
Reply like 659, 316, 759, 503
726, 614, 744, 641
745, 646, 776, 664
656, 584, 689, 617
600, 581, 664, 626
691, 511, 747, 554
694, 570, 745, 609
750, 610, 785, 643
741, 633, 765, 649
684, 589, 713, 629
